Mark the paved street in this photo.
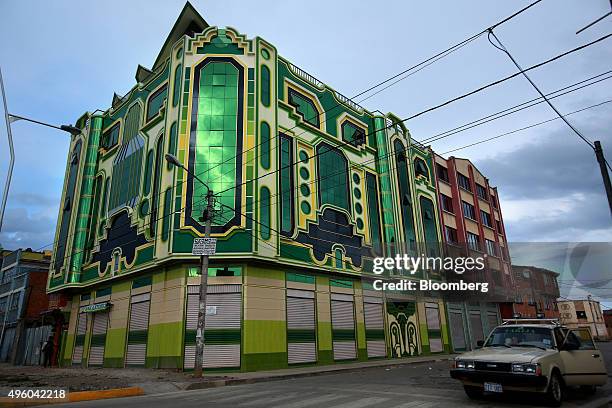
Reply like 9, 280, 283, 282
55, 342, 612, 408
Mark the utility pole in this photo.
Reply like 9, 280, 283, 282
594, 141, 612, 216
193, 189, 214, 377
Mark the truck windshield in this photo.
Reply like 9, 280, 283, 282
485, 327, 555, 349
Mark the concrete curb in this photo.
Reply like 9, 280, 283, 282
184, 356, 452, 391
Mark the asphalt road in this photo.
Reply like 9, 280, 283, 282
57, 342, 612, 408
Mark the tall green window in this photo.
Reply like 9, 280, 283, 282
279, 134, 294, 236
150, 135, 164, 236
366, 173, 383, 254
143, 150, 154, 196
108, 103, 144, 212
173, 64, 182, 107
393, 140, 417, 253
192, 61, 240, 225
317, 143, 349, 211
260, 65, 271, 106
260, 122, 270, 169
101, 123, 120, 150
167, 122, 178, 170
420, 197, 439, 257
87, 175, 103, 250
146, 84, 167, 122
288, 89, 319, 127
260, 186, 271, 239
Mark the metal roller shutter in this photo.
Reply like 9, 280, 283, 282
72, 313, 87, 365
89, 312, 108, 366
449, 311, 466, 351
426, 304, 443, 352
331, 299, 356, 360
287, 293, 316, 364
125, 297, 150, 366
486, 313, 499, 336
364, 302, 385, 358
469, 311, 484, 348
184, 285, 241, 369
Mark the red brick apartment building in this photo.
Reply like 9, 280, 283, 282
512, 265, 560, 319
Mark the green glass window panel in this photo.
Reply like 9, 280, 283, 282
161, 187, 172, 241
341, 121, 365, 146
279, 134, 294, 236
317, 143, 349, 211
393, 140, 417, 253
334, 249, 343, 269
260, 65, 271, 107
192, 62, 240, 224
286, 272, 315, 284
146, 84, 168, 122
150, 136, 164, 236
87, 175, 103, 249
260, 186, 271, 240
300, 183, 310, 196
173, 64, 182, 107
132, 275, 152, 288
260, 122, 270, 169
96, 286, 112, 297
300, 201, 311, 214
298, 150, 309, 163
167, 122, 178, 170
354, 188, 361, 199
355, 203, 363, 214
108, 104, 144, 212
299, 167, 309, 179
288, 89, 319, 127
102, 123, 120, 149
357, 218, 364, 230
143, 150, 154, 196
261, 48, 270, 60
366, 173, 382, 254
420, 197, 439, 257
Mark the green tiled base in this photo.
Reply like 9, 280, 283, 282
357, 348, 368, 361
242, 352, 288, 371
317, 349, 333, 365
145, 356, 183, 369
104, 357, 124, 368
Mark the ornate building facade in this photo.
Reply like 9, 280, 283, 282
48, 3, 463, 370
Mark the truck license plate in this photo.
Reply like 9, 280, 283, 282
484, 382, 503, 393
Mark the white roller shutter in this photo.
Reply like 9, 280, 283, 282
364, 301, 386, 358
469, 311, 484, 348
184, 285, 241, 369
426, 304, 443, 353
287, 291, 316, 364
88, 312, 108, 366
487, 312, 499, 336
449, 311, 467, 351
331, 299, 356, 360
72, 313, 87, 365
125, 294, 150, 366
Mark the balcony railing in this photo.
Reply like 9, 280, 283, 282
0, 273, 27, 296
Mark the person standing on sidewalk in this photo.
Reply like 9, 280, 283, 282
41, 336, 53, 368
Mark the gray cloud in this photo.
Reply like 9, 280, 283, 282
0, 207, 56, 250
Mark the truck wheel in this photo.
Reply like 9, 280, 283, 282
545, 372, 563, 407
463, 386, 482, 399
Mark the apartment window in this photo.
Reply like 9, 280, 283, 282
491, 195, 498, 208
436, 164, 449, 183
467, 232, 480, 251
440, 193, 454, 213
485, 239, 497, 256
288, 89, 320, 127
101, 123, 120, 150
341, 121, 365, 147
476, 184, 488, 200
9, 293, 20, 310
414, 158, 429, 180
480, 210, 492, 228
462, 201, 476, 220
444, 226, 458, 244
146, 84, 168, 122
576, 310, 587, 319
496, 219, 503, 233
458, 173, 471, 191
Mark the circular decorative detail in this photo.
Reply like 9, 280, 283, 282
356, 218, 364, 230
299, 167, 310, 179
261, 48, 270, 60
355, 203, 363, 214
176, 48, 183, 59
354, 188, 361, 199
140, 199, 150, 217
299, 150, 309, 163
300, 183, 310, 196
353, 173, 360, 184
301, 201, 311, 214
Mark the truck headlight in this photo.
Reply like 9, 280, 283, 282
512, 363, 539, 375
456, 360, 475, 369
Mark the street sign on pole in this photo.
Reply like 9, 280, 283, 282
192, 237, 217, 256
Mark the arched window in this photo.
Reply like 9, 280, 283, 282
260, 65, 271, 107
414, 158, 429, 180
150, 135, 164, 237
393, 140, 417, 252
173, 64, 182, 107
108, 104, 145, 213
260, 186, 271, 240
260, 122, 270, 169
288, 89, 319, 127
341, 121, 365, 146
420, 197, 439, 257
317, 143, 349, 211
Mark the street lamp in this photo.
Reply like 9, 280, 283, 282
0, 67, 81, 233
164, 153, 214, 378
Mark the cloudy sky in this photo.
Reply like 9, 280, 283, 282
0, 1, 611, 300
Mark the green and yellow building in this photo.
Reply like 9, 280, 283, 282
48, 3, 451, 370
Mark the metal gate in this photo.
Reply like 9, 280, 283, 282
88, 311, 108, 366
125, 293, 150, 366
486, 312, 499, 337
286, 289, 316, 364
184, 284, 241, 369
449, 310, 467, 351
469, 311, 484, 349
22, 325, 52, 365
425, 303, 443, 352
363, 295, 385, 358
72, 313, 87, 365
331, 294, 356, 360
